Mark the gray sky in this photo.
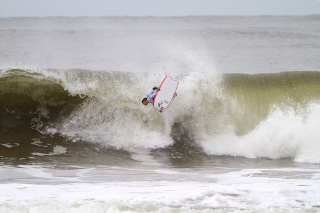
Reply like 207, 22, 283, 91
0, 0, 320, 17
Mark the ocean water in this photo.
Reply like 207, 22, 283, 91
0, 16, 320, 212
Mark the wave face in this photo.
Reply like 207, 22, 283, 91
1, 68, 320, 163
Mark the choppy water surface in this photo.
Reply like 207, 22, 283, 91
0, 16, 320, 212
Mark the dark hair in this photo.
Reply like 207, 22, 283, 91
142, 98, 147, 103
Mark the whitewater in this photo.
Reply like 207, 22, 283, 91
0, 16, 320, 212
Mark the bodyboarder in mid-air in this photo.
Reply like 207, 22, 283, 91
141, 87, 160, 105
142, 87, 177, 106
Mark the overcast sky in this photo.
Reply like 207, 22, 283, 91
0, 0, 319, 17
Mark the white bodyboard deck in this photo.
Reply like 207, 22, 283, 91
153, 76, 179, 112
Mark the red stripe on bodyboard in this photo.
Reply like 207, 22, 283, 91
153, 75, 168, 107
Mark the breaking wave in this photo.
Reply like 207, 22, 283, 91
1, 68, 320, 163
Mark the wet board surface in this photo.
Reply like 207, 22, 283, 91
153, 76, 179, 112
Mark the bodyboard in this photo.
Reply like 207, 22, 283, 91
153, 76, 179, 112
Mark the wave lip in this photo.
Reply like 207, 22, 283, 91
0, 69, 83, 131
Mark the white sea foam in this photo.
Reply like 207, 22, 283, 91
200, 103, 320, 163
32, 145, 67, 156
0, 166, 319, 213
